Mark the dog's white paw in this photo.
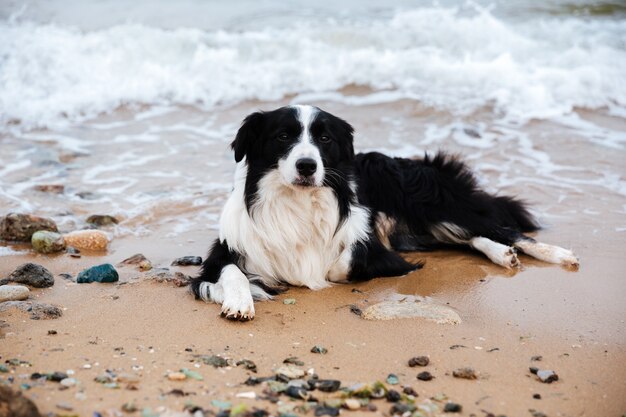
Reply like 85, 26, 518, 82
514, 240, 579, 268
220, 287, 255, 321
552, 247, 580, 268
501, 247, 520, 269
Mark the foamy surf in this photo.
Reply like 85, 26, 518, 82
1, 4, 625, 132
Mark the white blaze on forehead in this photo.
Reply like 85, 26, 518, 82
279, 105, 324, 186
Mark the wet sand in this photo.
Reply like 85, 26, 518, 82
1, 101, 626, 416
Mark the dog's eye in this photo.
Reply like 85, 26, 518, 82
278, 133, 289, 141
319, 135, 331, 143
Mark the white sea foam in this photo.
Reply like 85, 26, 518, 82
1, 5, 625, 132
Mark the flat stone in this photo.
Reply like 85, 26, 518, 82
167, 372, 186, 381
361, 299, 461, 324
63, 230, 109, 251
0, 285, 30, 302
6, 263, 54, 288
344, 399, 361, 410
31, 231, 66, 254
408, 356, 429, 367
275, 364, 305, 380
33, 184, 64, 194
536, 369, 559, 383
171, 256, 202, 266
0, 301, 63, 320
77, 264, 119, 283
0, 213, 58, 242
452, 367, 478, 380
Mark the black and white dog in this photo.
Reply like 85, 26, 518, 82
191, 105, 578, 320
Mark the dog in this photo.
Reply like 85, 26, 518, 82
190, 105, 579, 320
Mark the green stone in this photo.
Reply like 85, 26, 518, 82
31, 230, 66, 254
76, 264, 119, 283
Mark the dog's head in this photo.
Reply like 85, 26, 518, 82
231, 105, 355, 188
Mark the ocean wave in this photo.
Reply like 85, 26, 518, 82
1, 5, 625, 132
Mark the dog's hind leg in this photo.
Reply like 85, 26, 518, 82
190, 239, 256, 321
513, 237, 579, 267
469, 237, 520, 268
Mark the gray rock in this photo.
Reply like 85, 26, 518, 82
0, 385, 43, 417
171, 256, 202, 266
536, 369, 559, 383
7, 263, 54, 288
0, 213, 58, 242
31, 231, 66, 254
0, 285, 30, 302
0, 301, 63, 320
86, 214, 118, 227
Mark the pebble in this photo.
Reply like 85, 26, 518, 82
314, 406, 339, 417
283, 298, 297, 305
452, 367, 478, 380
285, 385, 309, 400
361, 299, 462, 324
167, 372, 187, 381
417, 371, 433, 381
386, 373, 399, 385
33, 184, 64, 194
344, 399, 361, 410
408, 356, 429, 367
60, 378, 77, 387
315, 379, 341, 392
56, 402, 74, 411
63, 230, 109, 251
0, 213, 58, 242
443, 402, 462, 413
31, 231, 66, 254
66, 247, 81, 258
86, 214, 119, 227
6, 263, 55, 288
275, 364, 305, 380
311, 345, 328, 354
403, 386, 417, 396
0, 301, 62, 319
76, 264, 119, 283
0, 285, 30, 302
236, 359, 257, 373
536, 369, 559, 383
171, 256, 203, 266
533, 393, 541, 399
386, 389, 401, 402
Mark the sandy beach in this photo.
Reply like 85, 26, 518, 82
2, 1, 626, 415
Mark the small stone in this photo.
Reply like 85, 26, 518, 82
536, 370, 559, 383
0, 213, 58, 242
443, 402, 462, 413
452, 367, 478, 380
533, 393, 541, 399
33, 184, 64, 194
63, 230, 109, 251
167, 372, 187, 381
66, 247, 81, 258
283, 357, 305, 366
180, 368, 203, 380
402, 386, 417, 396
0, 285, 30, 302
48, 371, 68, 382
349, 305, 362, 316
31, 231, 66, 254
236, 359, 257, 373
120, 253, 148, 265
283, 298, 296, 305
7, 263, 54, 287
531, 355, 543, 361
76, 264, 119, 283
138, 260, 152, 271
56, 402, 74, 411
311, 345, 328, 354
0, 301, 62, 319
285, 385, 309, 400
529, 367, 539, 375
117, 373, 140, 383
121, 402, 138, 412
314, 406, 339, 417
386, 374, 399, 385
315, 379, 341, 392
86, 215, 118, 227
417, 371, 433, 381
344, 399, 361, 410
362, 299, 461, 324
171, 256, 202, 266
386, 389, 401, 402
197, 355, 229, 368
275, 364, 305, 380
48, 330, 57, 335
408, 356, 429, 367
60, 378, 77, 387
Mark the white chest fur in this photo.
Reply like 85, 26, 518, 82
219, 163, 370, 289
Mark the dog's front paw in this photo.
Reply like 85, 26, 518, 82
503, 247, 520, 269
220, 291, 255, 321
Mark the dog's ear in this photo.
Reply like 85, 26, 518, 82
335, 117, 355, 160
231, 111, 264, 163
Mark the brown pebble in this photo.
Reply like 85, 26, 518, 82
452, 367, 478, 380
167, 372, 186, 381
408, 356, 429, 367
417, 371, 433, 381
64, 230, 108, 251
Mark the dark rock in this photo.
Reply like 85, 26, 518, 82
31, 231, 66, 254
452, 367, 478, 380
86, 215, 118, 227
48, 330, 57, 335
0, 385, 43, 417
314, 406, 339, 417
236, 359, 257, 373
531, 355, 543, 361
349, 304, 362, 316
58, 273, 74, 281
7, 263, 54, 288
120, 253, 148, 265
390, 403, 413, 414
66, 247, 81, 258
285, 385, 309, 400
311, 345, 328, 354
536, 370, 558, 384
449, 344, 466, 349
529, 367, 539, 375
408, 356, 429, 367
171, 256, 203, 266
283, 357, 304, 366
48, 371, 68, 382
0, 301, 63, 320
76, 264, 119, 283
0, 213, 58, 242
529, 409, 547, 417
533, 393, 541, 399
402, 386, 417, 396
444, 402, 462, 413
315, 379, 341, 392
196, 355, 228, 368
386, 389, 401, 402
417, 371, 433, 381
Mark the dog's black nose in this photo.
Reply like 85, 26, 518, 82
296, 158, 317, 176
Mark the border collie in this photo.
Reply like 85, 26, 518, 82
190, 105, 579, 320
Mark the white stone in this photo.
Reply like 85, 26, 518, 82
0, 285, 29, 302
361, 299, 462, 324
